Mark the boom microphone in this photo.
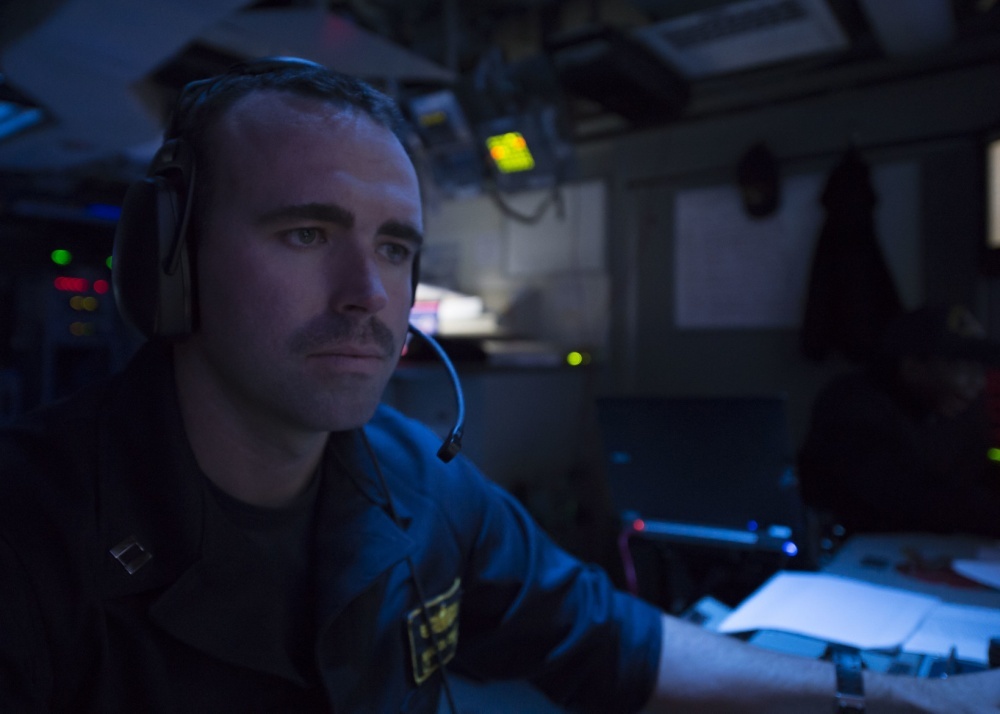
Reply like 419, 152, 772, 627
406, 324, 465, 462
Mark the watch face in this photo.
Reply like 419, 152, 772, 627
836, 694, 866, 711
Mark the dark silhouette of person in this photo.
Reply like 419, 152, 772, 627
799, 304, 1000, 537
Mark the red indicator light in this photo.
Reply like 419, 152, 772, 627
54, 276, 90, 292
93, 279, 109, 294
632, 519, 646, 532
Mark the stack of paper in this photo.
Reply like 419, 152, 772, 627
717, 572, 1000, 664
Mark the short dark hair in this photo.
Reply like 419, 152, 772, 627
160, 57, 411, 238
165, 56, 406, 144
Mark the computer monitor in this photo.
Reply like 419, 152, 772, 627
596, 395, 806, 558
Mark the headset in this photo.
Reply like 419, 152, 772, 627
111, 57, 464, 462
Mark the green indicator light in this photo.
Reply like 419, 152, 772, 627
566, 351, 583, 367
51, 249, 72, 266
106, 256, 113, 269
988, 448, 1000, 462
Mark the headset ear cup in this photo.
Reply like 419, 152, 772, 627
112, 175, 192, 339
411, 252, 421, 304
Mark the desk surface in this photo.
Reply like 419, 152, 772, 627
821, 532, 1000, 609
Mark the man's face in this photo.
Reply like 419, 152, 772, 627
183, 91, 421, 434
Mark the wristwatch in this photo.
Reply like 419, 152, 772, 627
830, 645, 865, 712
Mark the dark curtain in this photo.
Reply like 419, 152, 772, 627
800, 147, 903, 362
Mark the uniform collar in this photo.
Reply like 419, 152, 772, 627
313, 430, 415, 627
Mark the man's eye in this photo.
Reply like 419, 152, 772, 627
287, 228, 324, 246
381, 242, 413, 264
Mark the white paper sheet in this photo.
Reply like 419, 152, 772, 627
952, 559, 1000, 591
717, 572, 941, 650
902, 602, 1000, 664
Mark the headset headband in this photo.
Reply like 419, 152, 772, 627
165, 57, 326, 141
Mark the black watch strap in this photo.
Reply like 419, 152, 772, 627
830, 645, 866, 712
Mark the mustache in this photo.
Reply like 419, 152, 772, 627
287, 314, 397, 357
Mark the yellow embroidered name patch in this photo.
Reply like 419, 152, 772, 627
406, 578, 461, 685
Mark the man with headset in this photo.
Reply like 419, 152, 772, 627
1, 59, 997, 713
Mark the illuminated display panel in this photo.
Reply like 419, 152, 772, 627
984, 132, 1000, 275
409, 299, 439, 335
418, 109, 447, 131
989, 136, 1000, 251
477, 110, 564, 192
485, 132, 536, 174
